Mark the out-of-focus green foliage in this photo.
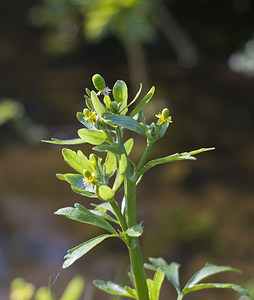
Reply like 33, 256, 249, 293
9, 276, 85, 300
28, 0, 156, 54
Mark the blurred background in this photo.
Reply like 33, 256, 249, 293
1, 0, 254, 299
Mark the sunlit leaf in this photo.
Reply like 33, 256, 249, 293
126, 223, 143, 237
42, 138, 86, 145
55, 203, 117, 234
104, 151, 117, 178
124, 138, 134, 155
76, 112, 96, 129
63, 234, 118, 268
98, 185, 115, 201
105, 115, 146, 136
78, 128, 108, 145
93, 280, 136, 299
90, 90, 106, 114
93, 144, 122, 155
147, 268, 165, 300
129, 86, 155, 117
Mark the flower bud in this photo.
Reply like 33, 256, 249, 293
103, 95, 111, 109
83, 108, 90, 117
83, 169, 91, 178
162, 108, 169, 118
92, 74, 106, 92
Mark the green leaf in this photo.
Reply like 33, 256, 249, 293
78, 128, 108, 145
105, 115, 146, 136
93, 280, 136, 299
147, 269, 165, 300
124, 138, 134, 155
42, 138, 86, 145
104, 151, 117, 178
89, 209, 118, 224
119, 154, 127, 174
62, 149, 91, 174
146, 257, 180, 294
126, 222, 143, 237
182, 283, 250, 297
185, 263, 241, 288
63, 234, 118, 268
55, 203, 117, 234
93, 144, 122, 155
140, 148, 215, 176
60, 276, 85, 300
129, 86, 155, 117
98, 185, 115, 201
64, 174, 96, 197
113, 80, 128, 114
90, 90, 106, 114
56, 173, 66, 181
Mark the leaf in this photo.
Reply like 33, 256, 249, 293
98, 185, 115, 201
93, 280, 136, 299
105, 115, 146, 136
63, 234, 118, 268
185, 263, 241, 288
90, 90, 106, 114
55, 203, 117, 234
124, 138, 134, 155
62, 149, 94, 174
78, 128, 108, 145
42, 138, 86, 145
119, 154, 127, 174
147, 269, 165, 300
89, 209, 118, 224
182, 283, 250, 297
129, 86, 155, 117
140, 148, 215, 176
146, 257, 180, 294
64, 174, 96, 198
60, 276, 85, 300
104, 151, 117, 178
93, 144, 122, 155
126, 223, 143, 237
56, 173, 66, 181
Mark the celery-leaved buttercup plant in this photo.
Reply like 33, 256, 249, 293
43, 74, 250, 300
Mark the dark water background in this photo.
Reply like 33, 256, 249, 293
0, 1, 254, 299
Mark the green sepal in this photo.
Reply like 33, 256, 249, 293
93, 280, 136, 299
55, 203, 117, 234
90, 91, 106, 114
113, 80, 128, 114
42, 138, 86, 145
78, 128, 108, 145
63, 234, 118, 268
129, 86, 155, 117
105, 115, 146, 136
126, 222, 143, 237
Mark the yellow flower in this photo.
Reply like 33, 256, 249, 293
83, 108, 97, 124
83, 169, 98, 185
155, 108, 172, 126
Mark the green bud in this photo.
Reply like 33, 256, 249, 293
103, 95, 111, 109
110, 101, 118, 112
113, 80, 128, 104
162, 108, 169, 118
83, 169, 91, 178
92, 74, 106, 92
83, 108, 90, 117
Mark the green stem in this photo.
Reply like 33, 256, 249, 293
124, 171, 149, 300
110, 199, 128, 232
136, 140, 153, 175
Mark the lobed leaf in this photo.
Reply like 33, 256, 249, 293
63, 234, 118, 268
55, 203, 117, 234
105, 115, 146, 136
147, 269, 165, 300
